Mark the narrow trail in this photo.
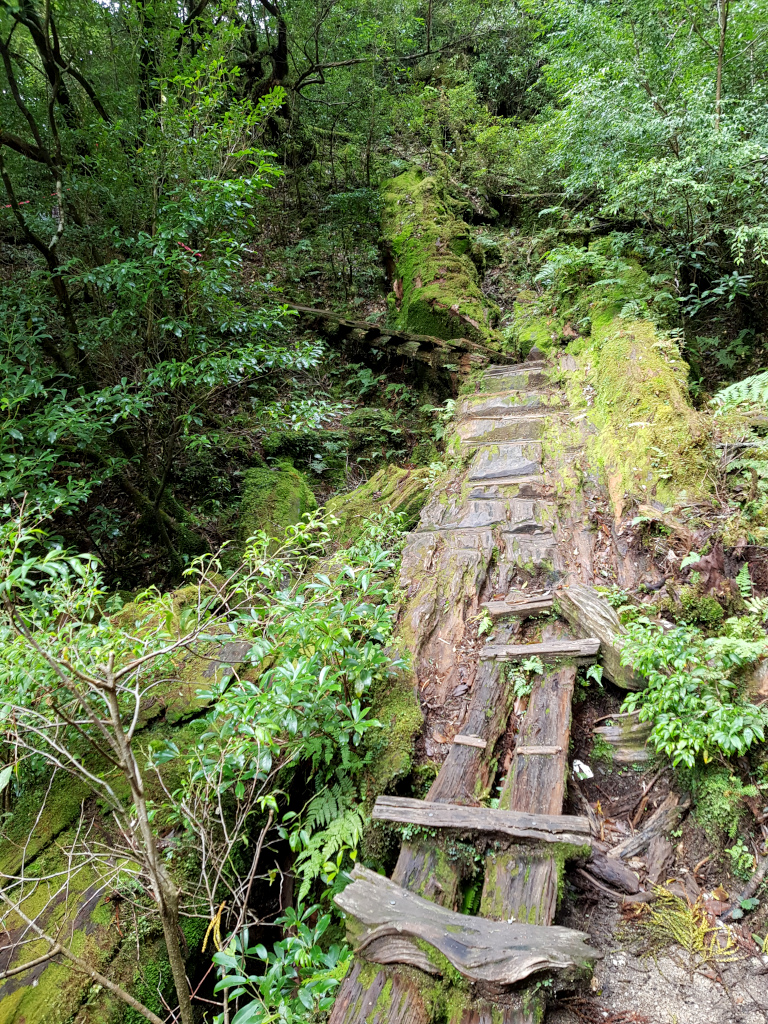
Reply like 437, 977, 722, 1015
329, 350, 616, 1023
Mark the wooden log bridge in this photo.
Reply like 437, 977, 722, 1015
286, 302, 517, 370
329, 350, 623, 1024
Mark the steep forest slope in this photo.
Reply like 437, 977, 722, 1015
1, 2, 768, 1023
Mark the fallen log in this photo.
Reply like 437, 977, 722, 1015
286, 302, 514, 369
593, 712, 652, 763
556, 584, 645, 690
481, 639, 600, 664
608, 792, 691, 861
335, 865, 600, 988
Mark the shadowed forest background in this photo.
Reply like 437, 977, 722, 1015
1, 0, 768, 1021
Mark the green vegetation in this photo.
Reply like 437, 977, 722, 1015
237, 463, 317, 548
382, 170, 500, 345
620, 617, 768, 766
2, 0, 768, 1017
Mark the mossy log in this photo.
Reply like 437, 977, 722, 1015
237, 462, 316, 545
326, 466, 431, 546
382, 170, 502, 347
288, 302, 512, 369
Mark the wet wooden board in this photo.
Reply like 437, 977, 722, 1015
480, 665, 578, 928
372, 796, 591, 847
336, 866, 599, 988
556, 583, 645, 690
332, 660, 514, 1024
481, 639, 600, 663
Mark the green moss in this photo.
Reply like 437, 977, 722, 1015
238, 461, 317, 545
382, 170, 501, 346
326, 466, 430, 547
363, 666, 423, 798
577, 311, 712, 510
414, 940, 468, 990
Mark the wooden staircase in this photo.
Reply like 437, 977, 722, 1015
330, 351, 607, 1024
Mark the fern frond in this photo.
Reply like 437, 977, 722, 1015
712, 370, 768, 414
294, 806, 365, 901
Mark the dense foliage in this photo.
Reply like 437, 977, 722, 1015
3, 0, 768, 1018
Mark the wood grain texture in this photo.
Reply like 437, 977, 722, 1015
327, 959, 433, 1024
424, 659, 512, 805
335, 866, 599, 988
481, 639, 600, 663
481, 597, 553, 618
372, 796, 591, 846
479, 666, 578, 927
556, 583, 645, 690
593, 713, 652, 762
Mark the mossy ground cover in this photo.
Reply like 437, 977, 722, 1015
237, 461, 317, 547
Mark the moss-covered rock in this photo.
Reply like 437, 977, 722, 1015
238, 463, 317, 544
382, 169, 501, 346
325, 466, 430, 546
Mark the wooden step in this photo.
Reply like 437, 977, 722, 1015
481, 596, 553, 618
335, 865, 599, 987
481, 638, 601, 663
486, 360, 546, 374
372, 796, 591, 847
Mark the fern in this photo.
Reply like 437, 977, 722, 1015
304, 779, 355, 832
293, 806, 365, 901
712, 370, 768, 414
736, 562, 753, 598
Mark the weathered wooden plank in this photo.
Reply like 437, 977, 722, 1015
480, 639, 600, 663
593, 713, 652, 763
556, 583, 645, 690
452, 734, 487, 748
481, 597, 553, 618
372, 796, 591, 846
335, 866, 599, 988
480, 665, 578, 927
327, 959, 433, 1024
422, 659, 513, 806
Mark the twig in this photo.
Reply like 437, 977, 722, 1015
631, 766, 668, 827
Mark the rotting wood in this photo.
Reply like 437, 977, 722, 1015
480, 665, 578, 930
372, 796, 591, 846
608, 792, 691, 861
481, 639, 600, 663
331, 350, 599, 1024
588, 852, 640, 894
556, 583, 645, 690
593, 712, 652, 763
452, 734, 486, 748
335, 866, 600, 989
